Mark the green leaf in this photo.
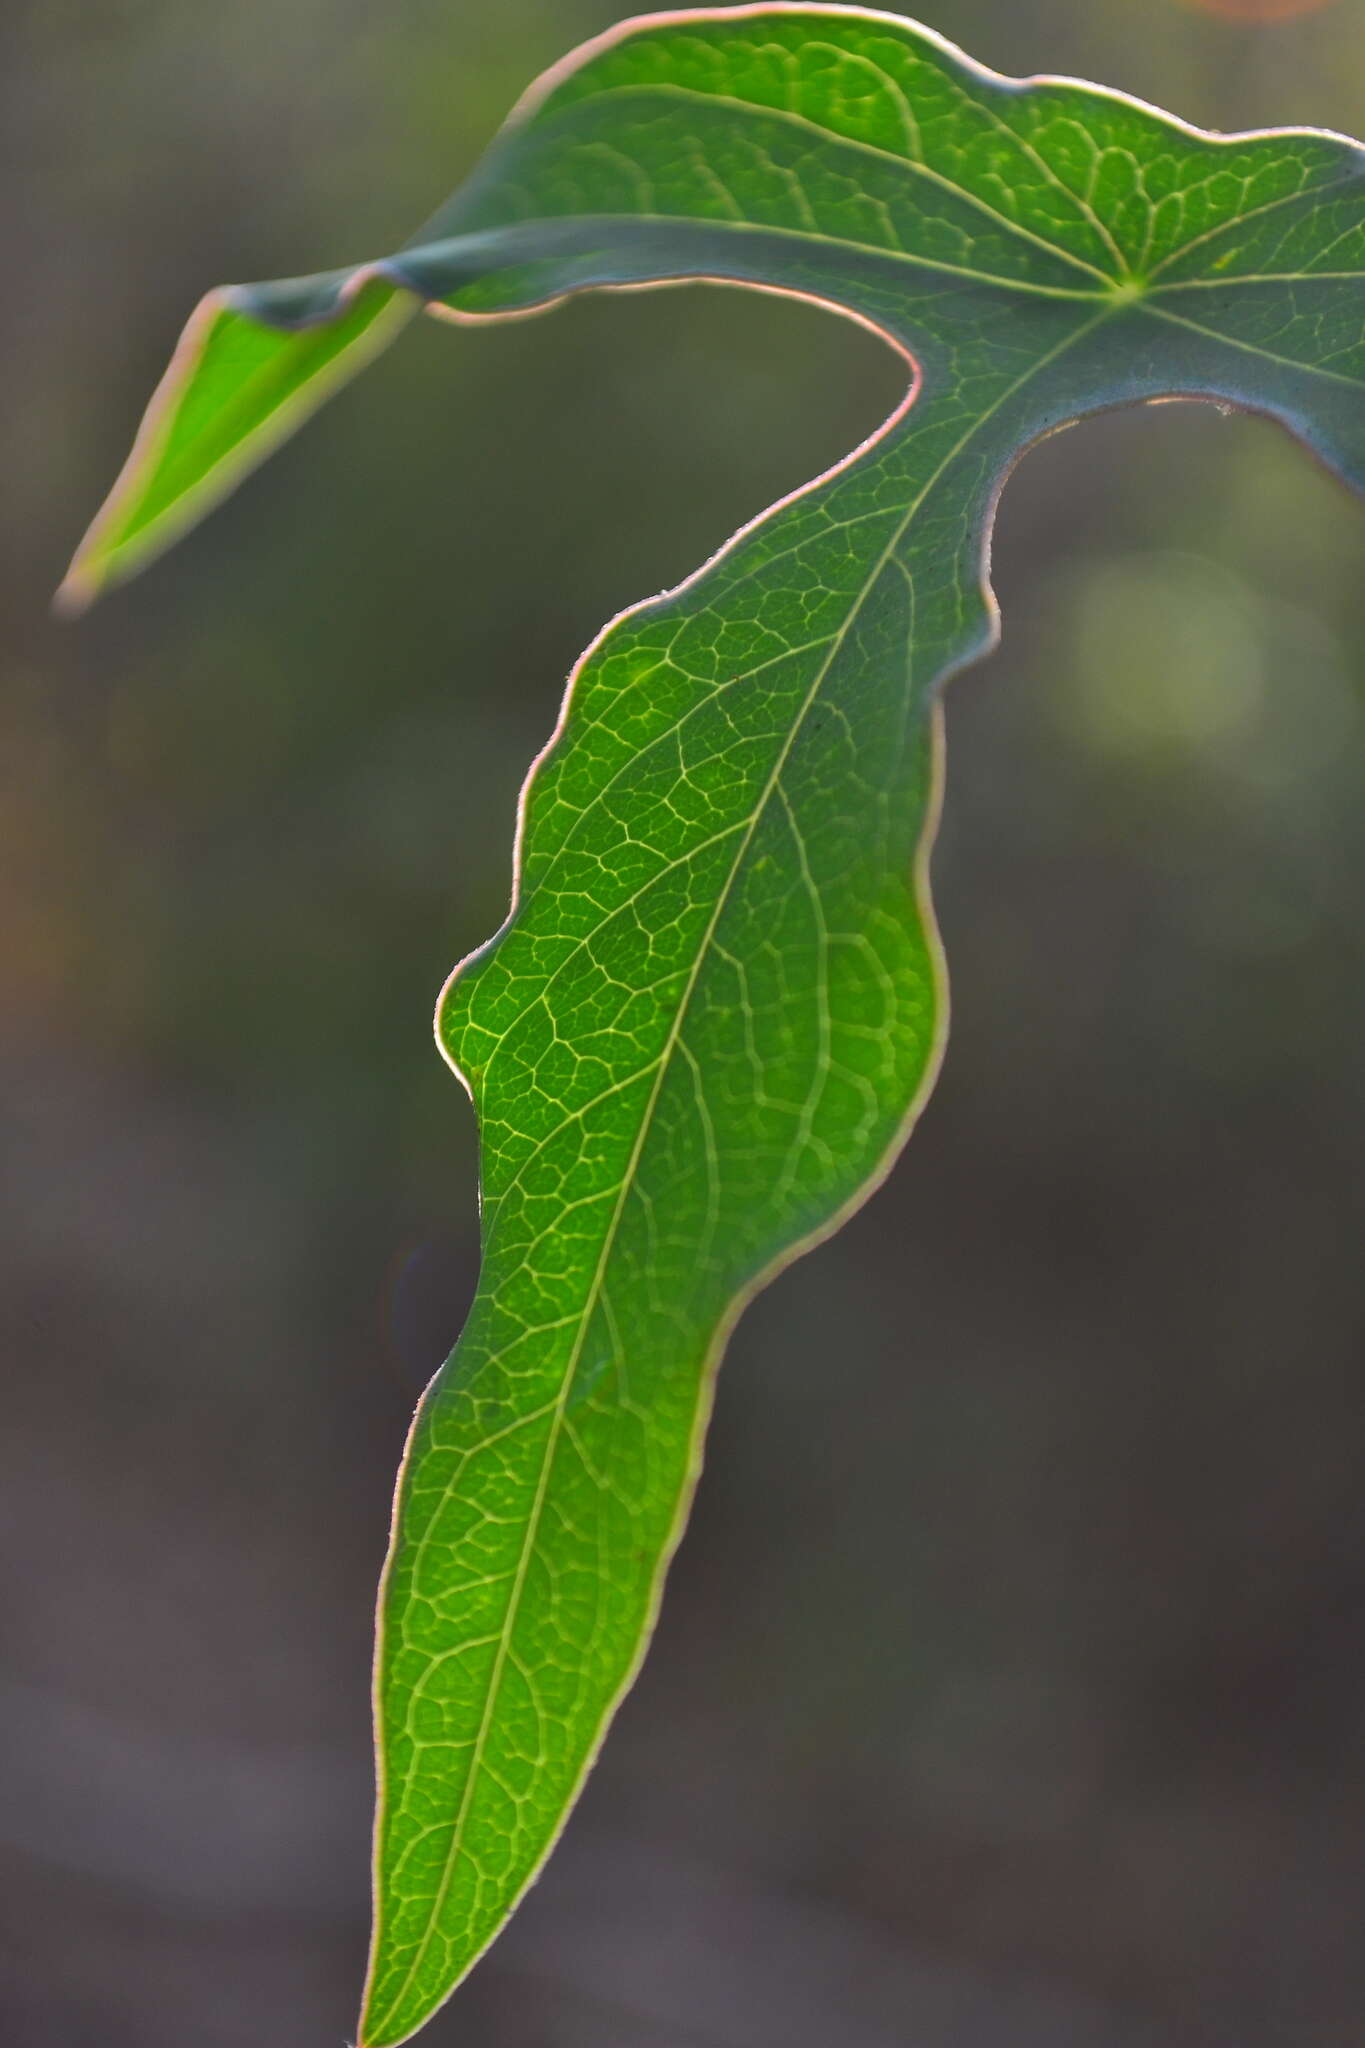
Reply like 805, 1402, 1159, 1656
56, 277, 415, 613
62, 8, 1365, 2043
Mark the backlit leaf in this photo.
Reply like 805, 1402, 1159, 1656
62, 10, 1364, 2043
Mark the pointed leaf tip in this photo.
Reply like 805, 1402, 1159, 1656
59, 279, 417, 610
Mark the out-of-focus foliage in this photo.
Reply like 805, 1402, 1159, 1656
5, 5, 1365, 2047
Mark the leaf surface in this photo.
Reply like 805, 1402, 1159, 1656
62, 9, 1365, 2043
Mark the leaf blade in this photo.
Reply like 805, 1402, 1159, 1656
60, 10, 1365, 2044
361, 300, 1116, 2048
57, 278, 414, 612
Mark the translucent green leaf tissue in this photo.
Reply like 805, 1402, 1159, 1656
62, 9, 1364, 2043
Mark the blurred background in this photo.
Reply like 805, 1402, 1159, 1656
3, 1, 1364, 2042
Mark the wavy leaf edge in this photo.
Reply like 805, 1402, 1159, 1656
57, 11, 1365, 2048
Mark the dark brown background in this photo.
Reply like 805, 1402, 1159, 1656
2, 2, 1363, 2042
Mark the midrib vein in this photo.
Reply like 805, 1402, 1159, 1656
409, 208, 1104, 302
1141, 298, 1365, 389
1150, 270, 1364, 291
369, 302, 1109, 2034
